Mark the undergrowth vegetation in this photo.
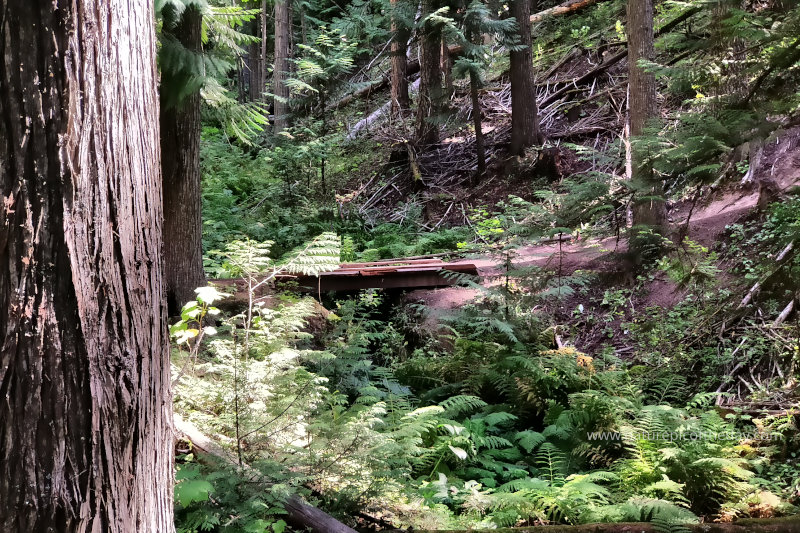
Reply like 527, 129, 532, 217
173, 0, 800, 530
173, 233, 799, 532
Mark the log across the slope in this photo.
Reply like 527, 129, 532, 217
174, 415, 359, 533
530, 0, 609, 23
539, 5, 702, 108
331, 46, 463, 111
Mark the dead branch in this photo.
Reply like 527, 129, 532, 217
530, 0, 610, 23
739, 241, 795, 308
331, 46, 464, 111
539, 6, 702, 108
773, 298, 796, 327
174, 414, 359, 533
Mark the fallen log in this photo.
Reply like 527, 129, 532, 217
331, 46, 464, 111
418, 516, 800, 533
345, 78, 421, 140
530, 0, 609, 23
539, 6, 702, 108
174, 414, 359, 533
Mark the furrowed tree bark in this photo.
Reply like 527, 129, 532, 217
274, 0, 292, 133
257, 0, 269, 101
627, 0, 667, 245
509, 0, 544, 155
441, 36, 455, 97
0, 1, 173, 531
161, 3, 207, 314
390, 0, 411, 115
248, 44, 264, 101
416, 0, 443, 148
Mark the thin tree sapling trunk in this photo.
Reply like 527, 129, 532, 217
470, 70, 487, 182
274, 0, 292, 133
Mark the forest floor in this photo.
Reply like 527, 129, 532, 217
406, 127, 800, 319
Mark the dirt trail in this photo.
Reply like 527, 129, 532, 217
407, 128, 800, 312
406, 237, 624, 311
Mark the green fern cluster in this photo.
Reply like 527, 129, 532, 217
157, 0, 268, 142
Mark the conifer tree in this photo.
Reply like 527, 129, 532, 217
0, 1, 173, 529
627, 0, 666, 251
274, 0, 293, 133
160, 1, 206, 313
157, 0, 265, 311
454, 0, 518, 180
391, 0, 412, 115
416, 0, 445, 147
509, 0, 543, 155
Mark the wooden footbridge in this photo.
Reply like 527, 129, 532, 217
292, 258, 479, 293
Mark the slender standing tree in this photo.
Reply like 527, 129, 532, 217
509, 0, 544, 155
160, 1, 207, 314
274, 0, 292, 133
0, 0, 173, 531
390, 0, 412, 115
455, 0, 517, 181
245, 0, 269, 103
469, 66, 488, 179
441, 37, 455, 97
627, 0, 666, 240
416, 0, 444, 146
258, 0, 269, 100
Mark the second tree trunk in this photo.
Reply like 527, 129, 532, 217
509, 0, 543, 155
416, 0, 443, 147
274, 0, 292, 133
161, 4, 207, 314
627, 0, 666, 236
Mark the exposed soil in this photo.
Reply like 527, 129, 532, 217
407, 128, 800, 319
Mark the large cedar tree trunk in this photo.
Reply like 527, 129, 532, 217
390, 0, 411, 115
0, 1, 173, 531
161, 4, 207, 314
416, 0, 443, 147
274, 0, 292, 133
509, 0, 544, 155
627, 0, 666, 236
